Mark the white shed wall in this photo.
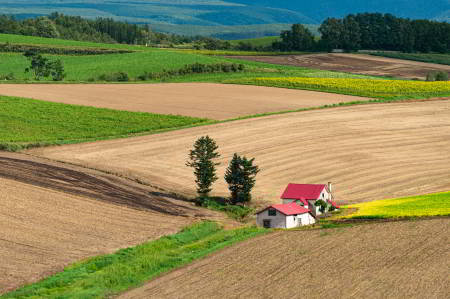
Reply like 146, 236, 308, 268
256, 209, 286, 228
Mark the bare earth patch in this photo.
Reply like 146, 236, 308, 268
0, 152, 236, 294
0, 83, 369, 120
229, 53, 450, 80
28, 100, 450, 205
120, 218, 450, 299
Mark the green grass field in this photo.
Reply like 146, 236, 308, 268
342, 192, 450, 219
0, 33, 143, 50
2, 222, 266, 299
370, 52, 450, 66
0, 96, 209, 151
229, 36, 280, 47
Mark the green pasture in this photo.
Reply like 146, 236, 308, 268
0, 96, 209, 151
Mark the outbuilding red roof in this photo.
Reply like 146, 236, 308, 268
259, 202, 310, 216
281, 183, 327, 200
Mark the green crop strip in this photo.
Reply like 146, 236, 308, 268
2, 222, 267, 299
0, 96, 210, 151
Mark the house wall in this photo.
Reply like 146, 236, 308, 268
299, 213, 316, 225
256, 209, 286, 228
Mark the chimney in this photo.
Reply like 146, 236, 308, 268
328, 182, 332, 193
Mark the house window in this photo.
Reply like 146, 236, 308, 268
263, 219, 271, 228
268, 208, 276, 216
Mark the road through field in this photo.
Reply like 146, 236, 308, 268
120, 218, 450, 299
0, 152, 233, 294
0, 83, 369, 120
29, 99, 450, 204
229, 53, 450, 79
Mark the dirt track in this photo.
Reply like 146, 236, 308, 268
0, 152, 234, 294
29, 99, 450, 205
0, 83, 369, 120
120, 218, 450, 299
230, 53, 450, 79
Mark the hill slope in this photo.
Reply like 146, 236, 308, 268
1, 1, 448, 37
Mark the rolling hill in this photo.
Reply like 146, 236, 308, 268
1, 0, 448, 38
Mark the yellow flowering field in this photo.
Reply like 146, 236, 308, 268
229, 77, 450, 98
341, 191, 450, 219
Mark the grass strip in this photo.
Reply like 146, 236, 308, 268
2, 221, 267, 298
340, 191, 450, 219
0, 96, 210, 151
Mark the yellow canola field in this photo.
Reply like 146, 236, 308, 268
234, 77, 450, 98
341, 191, 450, 219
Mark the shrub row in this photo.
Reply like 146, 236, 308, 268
0, 43, 133, 55
137, 62, 246, 81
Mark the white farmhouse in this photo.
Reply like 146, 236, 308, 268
256, 202, 316, 229
256, 182, 340, 229
281, 183, 334, 216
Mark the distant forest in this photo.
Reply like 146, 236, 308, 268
0, 12, 449, 53
0, 13, 198, 45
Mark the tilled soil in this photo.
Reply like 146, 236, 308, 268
0, 83, 369, 120
120, 218, 450, 299
229, 53, 450, 79
0, 152, 235, 294
29, 99, 450, 205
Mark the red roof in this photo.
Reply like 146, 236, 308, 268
259, 202, 310, 216
281, 183, 327, 200
331, 201, 340, 209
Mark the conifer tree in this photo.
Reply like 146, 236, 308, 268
225, 154, 260, 204
186, 136, 220, 197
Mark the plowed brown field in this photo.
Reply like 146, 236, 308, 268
0, 152, 234, 294
29, 99, 450, 205
229, 53, 450, 79
120, 218, 450, 299
0, 83, 369, 120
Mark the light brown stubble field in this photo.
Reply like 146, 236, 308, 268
120, 218, 450, 299
28, 100, 450, 205
0, 83, 369, 120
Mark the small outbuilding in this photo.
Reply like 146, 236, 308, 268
256, 202, 316, 229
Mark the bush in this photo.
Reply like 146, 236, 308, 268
427, 71, 449, 81
0, 73, 15, 81
436, 71, 449, 81
200, 198, 254, 221
315, 199, 328, 213
98, 72, 129, 82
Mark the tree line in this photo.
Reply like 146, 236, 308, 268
274, 13, 450, 53
0, 13, 201, 45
